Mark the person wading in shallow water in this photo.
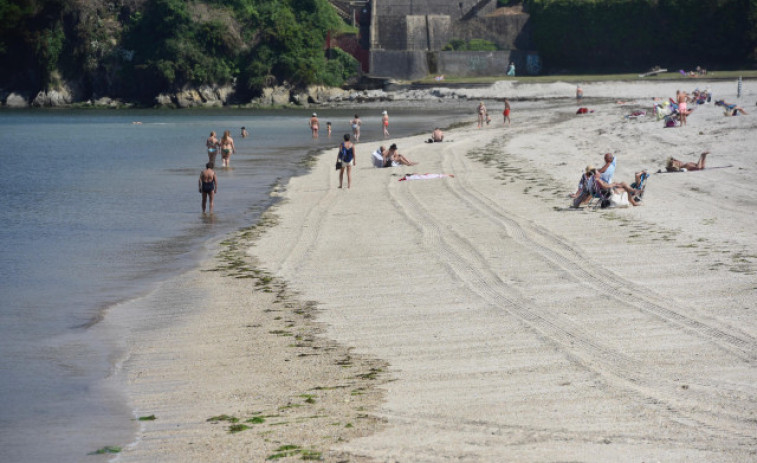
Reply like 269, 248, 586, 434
199, 162, 218, 213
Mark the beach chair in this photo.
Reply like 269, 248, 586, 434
630, 171, 650, 202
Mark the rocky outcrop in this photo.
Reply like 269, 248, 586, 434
5, 93, 29, 108
154, 84, 234, 108
32, 88, 74, 107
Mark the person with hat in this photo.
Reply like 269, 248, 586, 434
309, 113, 319, 138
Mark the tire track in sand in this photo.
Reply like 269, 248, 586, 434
385, 142, 755, 440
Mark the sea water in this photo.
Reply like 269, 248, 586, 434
0, 106, 467, 462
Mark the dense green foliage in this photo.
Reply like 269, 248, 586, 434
0, 0, 358, 102
443, 38, 500, 51
525, 0, 756, 72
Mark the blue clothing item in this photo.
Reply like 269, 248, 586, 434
340, 143, 355, 163
202, 180, 215, 193
600, 156, 616, 183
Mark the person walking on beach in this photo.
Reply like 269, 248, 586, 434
220, 130, 235, 168
477, 101, 487, 128
310, 113, 320, 138
381, 110, 390, 137
576, 85, 583, 102
206, 131, 219, 164
503, 99, 511, 126
337, 134, 356, 189
199, 162, 218, 213
351, 114, 362, 142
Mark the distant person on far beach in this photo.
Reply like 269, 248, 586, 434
199, 162, 218, 213
666, 151, 708, 172
477, 101, 487, 128
576, 85, 583, 101
351, 114, 362, 141
220, 130, 235, 167
337, 134, 356, 189
507, 62, 515, 76
206, 131, 219, 164
240, 127, 248, 138
327, 121, 332, 136
381, 110, 390, 137
503, 98, 511, 126
310, 113, 319, 138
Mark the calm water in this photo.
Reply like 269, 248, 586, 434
0, 106, 468, 462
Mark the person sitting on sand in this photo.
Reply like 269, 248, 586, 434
382, 144, 418, 167
666, 151, 708, 172
593, 171, 642, 207
572, 167, 641, 207
431, 128, 444, 142
598, 152, 617, 183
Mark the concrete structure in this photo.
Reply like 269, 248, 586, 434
364, 0, 536, 80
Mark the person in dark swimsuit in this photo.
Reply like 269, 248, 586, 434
337, 134, 356, 189
199, 162, 218, 213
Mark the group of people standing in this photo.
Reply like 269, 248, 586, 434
477, 99, 511, 128
199, 129, 238, 213
309, 111, 389, 139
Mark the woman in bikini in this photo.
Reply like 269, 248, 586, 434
310, 113, 319, 138
219, 130, 235, 168
206, 131, 219, 164
477, 101, 487, 128
350, 114, 362, 141
381, 110, 389, 137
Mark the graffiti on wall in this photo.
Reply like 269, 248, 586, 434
526, 54, 541, 75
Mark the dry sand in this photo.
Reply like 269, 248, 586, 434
115, 80, 756, 462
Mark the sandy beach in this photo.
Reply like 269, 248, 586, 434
115, 80, 756, 462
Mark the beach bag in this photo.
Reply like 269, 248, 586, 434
576, 107, 589, 114
336, 146, 343, 170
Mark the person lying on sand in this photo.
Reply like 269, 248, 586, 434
666, 151, 708, 172
715, 100, 748, 116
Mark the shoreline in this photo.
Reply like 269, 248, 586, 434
115, 80, 756, 461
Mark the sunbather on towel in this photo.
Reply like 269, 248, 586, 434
666, 151, 708, 172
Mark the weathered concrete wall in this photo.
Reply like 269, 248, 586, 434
436, 50, 541, 76
370, 50, 429, 80
404, 15, 452, 51
374, 0, 496, 18
453, 14, 531, 50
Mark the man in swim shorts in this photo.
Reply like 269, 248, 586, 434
199, 162, 218, 213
